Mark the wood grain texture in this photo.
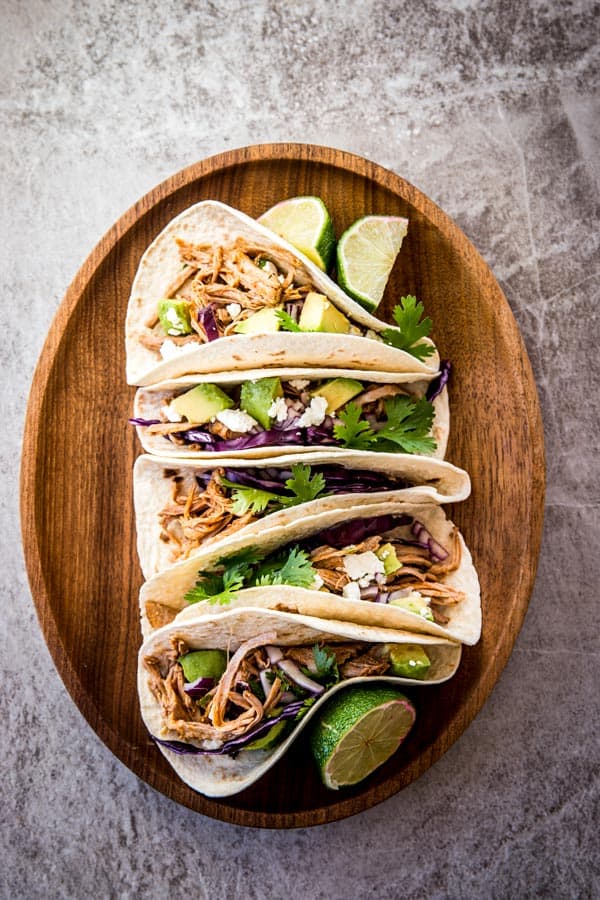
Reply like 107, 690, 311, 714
20, 143, 545, 828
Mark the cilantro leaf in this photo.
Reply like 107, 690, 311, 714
333, 402, 377, 451
380, 295, 435, 361
294, 696, 317, 720
253, 546, 317, 588
220, 478, 282, 516
184, 568, 244, 606
311, 644, 340, 685
284, 463, 327, 505
376, 396, 437, 455
185, 546, 266, 606
276, 309, 305, 333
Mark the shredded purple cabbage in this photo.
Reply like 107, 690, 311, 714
154, 700, 305, 756
310, 514, 413, 549
177, 419, 338, 452
197, 305, 220, 341
183, 676, 215, 699
129, 417, 161, 426
426, 359, 451, 402
196, 465, 410, 495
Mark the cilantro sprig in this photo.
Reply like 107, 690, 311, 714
184, 543, 318, 607
275, 309, 305, 332
220, 464, 329, 517
380, 296, 435, 361
333, 397, 437, 455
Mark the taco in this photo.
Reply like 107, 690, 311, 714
133, 453, 471, 579
131, 366, 449, 461
125, 200, 439, 386
139, 500, 481, 645
138, 606, 461, 797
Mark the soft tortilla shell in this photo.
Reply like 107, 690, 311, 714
139, 500, 481, 645
138, 606, 461, 797
133, 452, 470, 579
126, 200, 438, 385
132, 367, 449, 461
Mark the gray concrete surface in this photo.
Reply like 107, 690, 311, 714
2, 1, 599, 897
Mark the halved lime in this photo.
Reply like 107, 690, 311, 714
336, 216, 408, 312
258, 196, 336, 271
309, 685, 416, 790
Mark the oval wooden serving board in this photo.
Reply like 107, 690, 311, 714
20, 144, 545, 828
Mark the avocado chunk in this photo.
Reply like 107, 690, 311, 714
313, 377, 364, 414
388, 644, 431, 679
158, 299, 192, 336
389, 592, 435, 622
298, 292, 351, 334
375, 543, 402, 576
178, 649, 228, 682
240, 377, 283, 430
233, 306, 283, 335
244, 719, 289, 750
171, 383, 234, 423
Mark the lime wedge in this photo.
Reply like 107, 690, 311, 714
336, 216, 408, 312
258, 196, 335, 271
309, 685, 416, 790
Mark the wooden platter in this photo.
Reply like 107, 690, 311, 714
20, 143, 545, 828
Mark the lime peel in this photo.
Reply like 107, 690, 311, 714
336, 215, 408, 312
309, 685, 416, 790
257, 196, 335, 271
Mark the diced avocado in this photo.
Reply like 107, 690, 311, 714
158, 299, 192, 336
298, 292, 351, 334
233, 306, 283, 335
240, 377, 283, 430
313, 377, 364, 414
375, 543, 402, 576
389, 592, 435, 622
178, 649, 228, 682
244, 719, 289, 750
388, 644, 431, 680
171, 384, 234, 423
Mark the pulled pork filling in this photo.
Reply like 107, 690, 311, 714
157, 464, 412, 565
144, 515, 464, 632
139, 238, 367, 350
307, 526, 464, 626
143, 632, 395, 753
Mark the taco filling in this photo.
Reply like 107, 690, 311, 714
137, 238, 433, 363
157, 463, 413, 563
145, 514, 464, 631
132, 374, 438, 456
143, 631, 430, 756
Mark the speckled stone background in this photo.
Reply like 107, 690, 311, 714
3, 1, 599, 897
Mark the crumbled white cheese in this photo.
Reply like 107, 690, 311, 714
312, 573, 324, 590
288, 378, 310, 391
161, 404, 183, 423
268, 396, 288, 423
260, 260, 278, 276
165, 307, 180, 326
159, 339, 197, 360
348, 325, 363, 336
216, 408, 258, 434
342, 582, 362, 602
343, 551, 385, 587
226, 302, 242, 318
366, 328, 383, 342
297, 395, 328, 428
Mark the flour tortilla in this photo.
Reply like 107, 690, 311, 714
139, 499, 481, 645
132, 366, 449, 461
138, 606, 462, 797
126, 200, 439, 386
133, 452, 471, 579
